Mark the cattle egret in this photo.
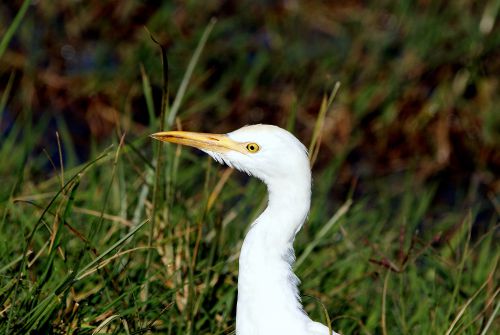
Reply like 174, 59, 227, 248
151, 124, 339, 335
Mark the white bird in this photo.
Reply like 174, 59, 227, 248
152, 124, 339, 335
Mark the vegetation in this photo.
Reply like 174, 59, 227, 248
0, 1, 498, 334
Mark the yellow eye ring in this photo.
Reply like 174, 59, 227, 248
246, 143, 260, 153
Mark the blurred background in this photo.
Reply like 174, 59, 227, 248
2, 0, 498, 208
0, 0, 499, 334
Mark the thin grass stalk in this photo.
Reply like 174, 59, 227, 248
143, 28, 169, 310
295, 198, 351, 268
381, 271, 390, 335
445, 256, 498, 335
88, 134, 126, 243
76, 218, 149, 280
5, 147, 112, 332
0, 71, 15, 127
0, 0, 31, 59
309, 81, 341, 167
167, 18, 217, 127
445, 213, 473, 322
479, 301, 499, 335
140, 63, 156, 125
457, 287, 499, 333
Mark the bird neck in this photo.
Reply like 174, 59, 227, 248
264, 175, 311, 240
236, 173, 311, 333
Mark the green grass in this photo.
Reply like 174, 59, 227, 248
1, 1, 499, 334
1, 108, 497, 334
0, 67, 497, 334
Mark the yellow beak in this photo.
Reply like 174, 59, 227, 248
150, 130, 246, 154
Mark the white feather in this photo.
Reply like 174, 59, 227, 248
202, 125, 339, 335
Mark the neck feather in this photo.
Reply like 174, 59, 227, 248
236, 173, 311, 333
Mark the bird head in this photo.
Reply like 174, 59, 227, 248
151, 124, 310, 185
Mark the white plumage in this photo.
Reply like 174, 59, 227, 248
152, 124, 339, 335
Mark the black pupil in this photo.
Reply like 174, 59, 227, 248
249, 145, 254, 150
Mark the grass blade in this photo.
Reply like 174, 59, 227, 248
76, 218, 149, 280
295, 198, 351, 268
0, 0, 30, 59
167, 18, 216, 127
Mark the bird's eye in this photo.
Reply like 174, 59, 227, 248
246, 143, 260, 153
